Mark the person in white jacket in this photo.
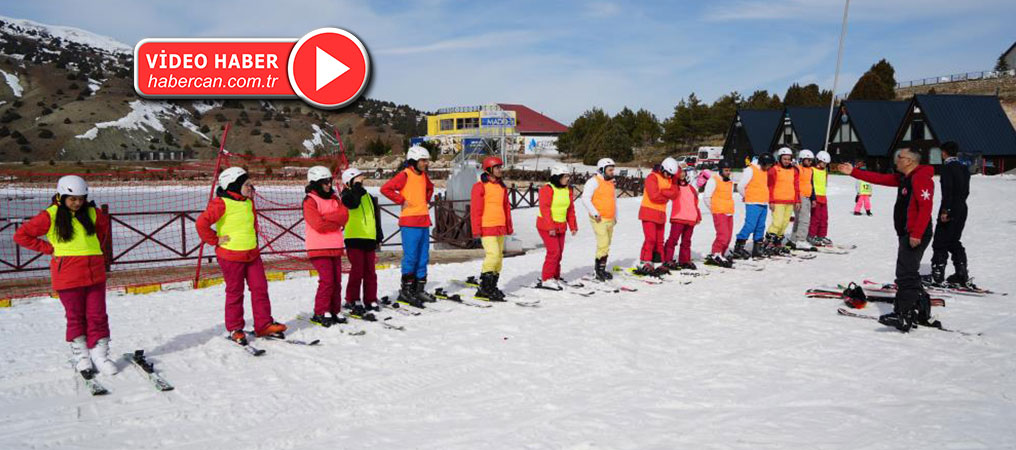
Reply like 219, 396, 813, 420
581, 158, 619, 281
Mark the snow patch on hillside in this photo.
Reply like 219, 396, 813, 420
0, 15, 131, 55
1, 69, 23, 97
75, 100, 173, 140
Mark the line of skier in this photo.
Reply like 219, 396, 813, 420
11, 141, 974, 366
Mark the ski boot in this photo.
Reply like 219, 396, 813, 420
866, 210, 872, 216
256, 322, 288, 338
398, 274, 425, 308
704, 254, 724, 267
492, 272, 507, 300
661, 260, 681, 271
678, 262, 697, 271
751, 240, 765, 259
364, 301, 380, 312
348, 304, 376, 322
853, 211, 862, 216
594, 256, 613, 281
929, 263, 946, 286
330, 313, 348, 325
945, 262, 969, 287
309, 314, 333, 327
70, 335, 94, 372
229, 329, 249, 346
89, 338, 119, 374
732, 239, 751, 260
878, 310, 915, 333
415, 276, 438, 303
632, 262, 657, 277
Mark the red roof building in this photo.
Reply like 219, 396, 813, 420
497, 104, 569, 135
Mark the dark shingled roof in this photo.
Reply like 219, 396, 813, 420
737, 109, 782, 155
783, 107, 832, 152
913, 94, 1016, 157
840, 100, 909, 156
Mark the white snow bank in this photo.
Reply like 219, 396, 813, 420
0, 15, 131, 55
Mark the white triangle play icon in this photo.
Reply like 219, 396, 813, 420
316, 47, 350, 91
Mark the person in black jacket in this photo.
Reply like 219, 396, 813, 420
340, 168, 385, 317
930, 141, 971, 286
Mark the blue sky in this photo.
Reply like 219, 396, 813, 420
3, 0, 1014, 123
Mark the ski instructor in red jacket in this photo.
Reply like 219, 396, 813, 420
837, 148, 937, 332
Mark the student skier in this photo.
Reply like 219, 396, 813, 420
732, 153, 775, 259
702, 160, 736, 267
789, 149, 816, 250
854, 179, 873, 216
13, 175, 118, 374
809, 150, 832, 246
302, 166, 349, 327
469, 156, 514, 300
580, 158, 618, 282
662, 166, 701, 270
196, 167, 287, 345
340, 167, 384, 318
764, 147, 801, 253
380, 145, 436, 307
634, 157, 679, 276
536, 165, 578, 289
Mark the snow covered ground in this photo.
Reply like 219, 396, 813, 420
1, 174, 1015, 449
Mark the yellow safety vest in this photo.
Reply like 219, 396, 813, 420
215, 198, 258, 251
538, 185, 571, 223
46, 205, 102, 257
813, 168, 828, 196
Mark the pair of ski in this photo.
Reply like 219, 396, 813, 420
806, 287, 947, 307
74, 349, 174, 396
446, 278, 541, 307
835, 308, 981, 336
225, 330, 323, 357
611, 266, 696, 285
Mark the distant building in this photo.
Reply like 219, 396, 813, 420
890, 94, 1016, 174
124, 148, 190, 161
721, 109, 781, 167
1002, 41, 1016, 71
827, 100, 909, 170
768, 106, 831, 154
422, 103, 567, 157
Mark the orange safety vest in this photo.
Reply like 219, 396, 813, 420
799, 166, 814, 198
401, 168, 429, 220
591, 175, 616, 220
481, 182, 507, 228
771, 166, 797, 203
640, 172, 672, 212
743, 164, 769, 204
710, 175, 735, 215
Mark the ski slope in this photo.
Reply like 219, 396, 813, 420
1, 174, 1015, 449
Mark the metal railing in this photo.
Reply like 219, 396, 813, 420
896, 69, 1016, 89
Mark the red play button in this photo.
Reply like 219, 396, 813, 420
287, 27, 370, 109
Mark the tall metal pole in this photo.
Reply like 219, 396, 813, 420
823, 0, 851, 154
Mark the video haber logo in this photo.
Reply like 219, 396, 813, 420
134, 28, 370, 110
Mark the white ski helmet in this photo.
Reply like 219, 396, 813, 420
798, 149, 815, 160
217, 167, 247, 190
776, 147, 794, 158
342, 167, 364, 185
57, 175, 89, 197
550, 165, 569, 177
597, 158, 616, 172
661, 157, 679, 175
816, 150, 832, 164
406, 145, 430, 161
307, 165, 332, 183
